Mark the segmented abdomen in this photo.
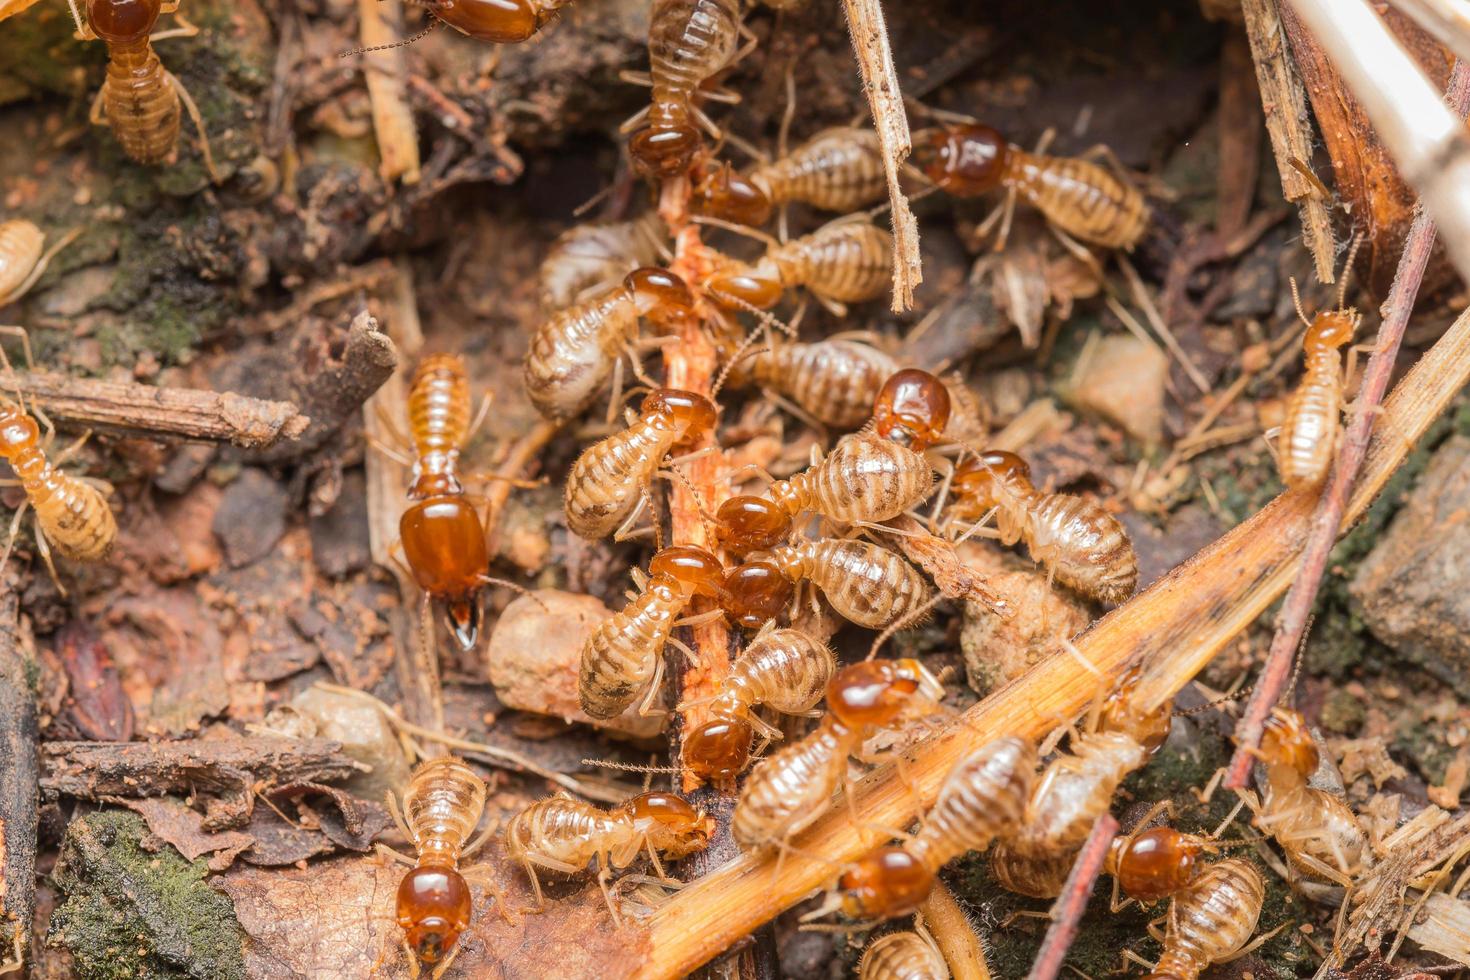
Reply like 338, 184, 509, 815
402, 757, 487, 865
1279, 352, 1341, 490
102, 42, 181, 166
505, 797, 616, 871
858, 932, 950, 980
734, 340, 898, 429
755, 128, 887, 213
1025, 494, 1137, 603
646, 0, 741, 105
0, 220, 43, 299
989, 840, 1077, 899
782, 436, 933, 524
564, 415, 678, 539
770, 538, 932, 628
28, 467, 116, 562
408, 355, 472, 459
772, 222, 893, 303
1262, 783, 1367, 880
578, 582, 679, 718
732, 719, 847, 847
524, 286, 638, 419
915, 737, 1036, 863
1160, 859, 1264, 975
1007, 151, 1148, 250
722, 628, 834, 715
539, 214, 665, 311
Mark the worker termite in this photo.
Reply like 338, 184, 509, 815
949, 449, 1138, 604
752, 537, 934, 629
703, 217, 895, 317
564, 388, 717, 540
694, 127, 888, 227
504, 790, 714, 921
680, 625, 837, 782
538, 213, 667, 311
1240, 708, 1369, 887
912, 123, 1148, 251
1278, 302, 1362, 491
858, 928, 950, 980
578, 545, 725, 719
625, 0, 745, 178
723, 338, 899, 430
1143, 858, 1267, 980
732, 658, 946, 850
66, 0, 219, 182
524, 267, 695, 421
379, 758, 501, 979
821, 737, 1037, 922
0, 221, 81, 309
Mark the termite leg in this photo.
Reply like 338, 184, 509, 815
809, 292, 848, 319
88, 86, 108, 126
30, 520, 66, 597
610, 490, 653, 543
384, 790, 415, 845
169, 71, 222, 184
464, 392, 493, 444
618, 103, 651, 136
636, 654, 667, 717
0, 227, 80, 307
462, 817, 499, 860
50, 429, 92, 466
0, 499, 29, 572
150, 10, 198, 41
428, 945, 462, 980
374, 842, 416, 867
366, 432, 416, 467
1217, 922, 1289, 964
65, 0, 96, 39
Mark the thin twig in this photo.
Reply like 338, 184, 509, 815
1225, 56, 1470, 790
1390, 0, 1470, 66
920, 881, 992, 980
356, 0, 421, 184
1025, 815, 1119, 980
0, 576, 35, 975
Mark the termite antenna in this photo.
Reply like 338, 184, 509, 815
865, 591, 944, 661
339, 16, 438, 58
1289, 276, 1310, 328
1336, 233, 1364, 311
711, 320, 772, 397
692, 214, 783, 250
580, 759, 684, 774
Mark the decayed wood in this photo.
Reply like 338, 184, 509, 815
0, 371, 308, 449
356, 0, 421, 185
631, 303, 1470, 979
0, 580, 36, 975
920, 882, 991, 980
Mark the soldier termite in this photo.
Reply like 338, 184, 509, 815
504, 790, 714, 922
1278, 286, 1363, 491
538, 213, 667, 312
912, 123, 1148, 252
702, 217, 896, 317
858, 928, 950, 980
624, 0, 746, 178
694, 127, 888, 227
66, 0, 220, 182
1142, 858, 1267, 980
564, 388, 717, 541
679, 624, 837, 782
732, 658, 946, 851
722, 338, 899, 430
341, 0, 577, 54
871, 369, 954, 454
949, 449, 1138, 604
524, 267, 696, 421
0, 221, 81, 309
379, 757, 503, 979
578, 545, 726, 720
719, 558, 796, 629
752, 537, 934, 630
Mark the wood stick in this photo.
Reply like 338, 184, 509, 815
1025, 815, 1118, 980
0, 371, 309, 449
0, 579, 36, 975
1388, 0, 1470, 76
634, 301, 1470, 979
920, 882, 991, 980
1240, 0, 1338, 281
356, 0, 421, 185
1225, 56, 1470, 789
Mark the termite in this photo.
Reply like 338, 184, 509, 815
624, 0, 744, 178
524, 267, 695, 421
1106, 824, 1215, 905
723, 338, 899, 430
680, 624, 837, 782
0, 221, 80, 309
754, 537, 933, 629
504, 790, 714, 921
719, 558, 795, 629
825, 737, 1037, 922
1143, 858, 1266, 980
703, 217, 895, 317
987, 843, 1078, 900
732, 658, 946, 850
871, 369, 954, 453
578, 545, 725, 720
66, 0, 219, 182
564, 388, 717, 541
694, 127, 887, 227
912, 123, 1148, 251
342, 0, 576, 54
1278, 304, 1362, 491
949, 449, 1137, 604
539, 213, 667, 311
989, 667, 1172, 897
858, 929, 950, 980
381, 758, 501, 979
1241, 708, 1369, 887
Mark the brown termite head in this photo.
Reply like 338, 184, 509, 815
624, 267, 696, 328
647, 544, 726, 600
1106, 827, 1207, 902
0, 406, 41, 464
1302, 310, 1359, 353
1257, 708, 1320, 777
614, 791, 716, 857
1096, 665, 1171, 752
715, 494, 792, 555
827, 658, 944, 730
87, 0, 162, 42
837, 846, 934, 920
400, 497, 490, 650
420, 0, 551, 43
693, 164, 773, 227
630, 115, 703, 180
912, 123, 1009, 197
721, 560, 795, 628
872, 368, 952, 452
640, 387, 718, 450
396, 864, 473, 968
683, 716, 755, 782
952, 449, 1031, 512
702, 262, 785, 311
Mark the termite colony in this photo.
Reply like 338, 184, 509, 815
2, 0, 1439, 977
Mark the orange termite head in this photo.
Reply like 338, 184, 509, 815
420, 0, 547, 42
702, 262, 785, 312
1258, 708, 1320, 776
682, 716, 755, 781
720, 561, 794, 628
827, 658, 943, 729
87, 0, 162, 43
624, 267, 696, 326
648, 544, 726, 600
1106, 827, 1206, 902
630, 119, 702, 180
715, 495, 792, 555
838, 847, 934, 920
0, 407, 38, 459
396, 865, 473, 967
872, 369, 952, 451
639, 387, 718, 446
1097, 665, 1172, 752
693, 165, 773, 227
400, 496, 490, 651
952, 449, 1031, 512
1303, 309, 1359, 351
620, 791, 715, 856
911, 124, 1009, 197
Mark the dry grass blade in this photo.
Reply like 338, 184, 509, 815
841, 0, 922, 312
356, 0, 421, 185
631, 303, 1470, 979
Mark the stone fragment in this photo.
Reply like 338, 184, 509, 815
1065, 333, 1168, 445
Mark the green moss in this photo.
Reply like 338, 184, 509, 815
22, 654, 41, 696
50, 810, 244, 980
1394, 718, 1456, 785
1303, 614, 1365, 680
0, 3, 100, 104
1320, 688, 1365, 735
